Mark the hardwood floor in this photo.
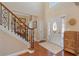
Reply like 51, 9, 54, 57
64, 50, 76, 56
19, 42, 54, 56
19, 42, 75, 56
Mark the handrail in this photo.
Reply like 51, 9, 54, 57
0, 2, 35, 49
0, 2, 35, 30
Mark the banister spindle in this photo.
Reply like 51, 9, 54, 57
0, 3, 2, 25
30, 29, 34, 49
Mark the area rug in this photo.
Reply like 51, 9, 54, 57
39, 42, 62, 55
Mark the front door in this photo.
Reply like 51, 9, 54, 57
48, 16, 65, 48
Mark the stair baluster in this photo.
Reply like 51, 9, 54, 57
0, 3, 36, 50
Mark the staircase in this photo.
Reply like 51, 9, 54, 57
0, 3, 35, 55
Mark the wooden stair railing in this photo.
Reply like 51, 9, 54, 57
0, 2, 35, 49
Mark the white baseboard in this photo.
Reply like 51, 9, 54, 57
8, 49, 36, 56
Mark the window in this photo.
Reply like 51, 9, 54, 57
49, 2, 58, 8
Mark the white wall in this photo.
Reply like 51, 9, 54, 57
3, 2, 43, 16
